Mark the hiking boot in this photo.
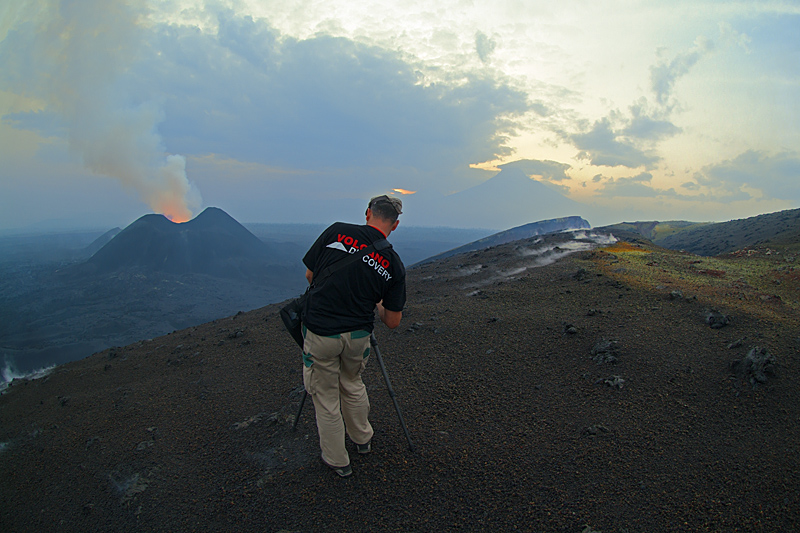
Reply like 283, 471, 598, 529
356, 441, 371, 455
322, 457, 352, 477
330, 464, 352, 478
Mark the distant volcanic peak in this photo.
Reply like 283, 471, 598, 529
140, 213, 175, 224
187, 207, 238, 227
196, 206, 226, 217
184, 208, 263, 242
478, 166, 551, 190
433, 166, 586, 229
126, 207, 246, 235
131, 207, 234, 230
87, 206, 272, 278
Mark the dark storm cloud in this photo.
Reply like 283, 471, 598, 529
622, 99, 681, 141
128, 11, 529, 194
569, 118, 660, 169
695, 150, 800, 202
594, 168, 755, 205
650, 37, 713, 107
2, 7, 529, 202
595, 172, 659, 198
564, 38, 710, 171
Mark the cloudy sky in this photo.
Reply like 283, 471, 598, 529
1, 0, 798, 231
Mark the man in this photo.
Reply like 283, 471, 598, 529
301, 195, 406, 477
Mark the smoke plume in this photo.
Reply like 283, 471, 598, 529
2, 0, 200, 222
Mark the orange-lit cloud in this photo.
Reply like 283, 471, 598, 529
393, 188, 417, 195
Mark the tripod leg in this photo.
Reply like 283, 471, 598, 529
292, 389, 307, 430
370, 334, 415, 452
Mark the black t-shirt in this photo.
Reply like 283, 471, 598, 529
302, 222, 406, 336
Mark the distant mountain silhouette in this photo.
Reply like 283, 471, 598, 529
417, 216, 590, 265
427, 168, 590, 229
87, 207, 281, 279
84, 227, 121, 257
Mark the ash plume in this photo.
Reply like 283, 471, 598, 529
1, 0, 200, 221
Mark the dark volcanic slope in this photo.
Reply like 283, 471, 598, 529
658, 208, 800, 256
1, 233, 799, 532
0, 208, 307, 374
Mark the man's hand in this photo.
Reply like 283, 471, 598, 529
376, 301, 402, 329
305, 268, 313, 285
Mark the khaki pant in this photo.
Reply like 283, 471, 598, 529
302, 327, 374, 468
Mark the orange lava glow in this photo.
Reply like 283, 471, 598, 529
158, 202, 193, 224
165, 214, 191, 223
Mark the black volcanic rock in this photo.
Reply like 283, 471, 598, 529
87, 207, 278, 279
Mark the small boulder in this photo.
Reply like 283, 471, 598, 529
705, 310, 730, 329
731, 346, 776, 387
591, 339, 620, 364
572, 268, 588, 281
595, 375, 625, 389
582, 424, 609, 437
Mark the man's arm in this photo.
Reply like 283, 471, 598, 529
376, 301, 402, 329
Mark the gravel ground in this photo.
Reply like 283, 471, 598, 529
2, 233, 799, 532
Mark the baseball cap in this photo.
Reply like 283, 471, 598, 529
368, 194, 403, 214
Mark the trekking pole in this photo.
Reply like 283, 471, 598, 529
370, 333, 415, 452
292, 387, 307, 430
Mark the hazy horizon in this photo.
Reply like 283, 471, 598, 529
3, 204, 794, 238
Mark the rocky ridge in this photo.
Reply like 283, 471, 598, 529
600, 207, 800, 257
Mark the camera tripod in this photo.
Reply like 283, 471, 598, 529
292, 333, 415, 452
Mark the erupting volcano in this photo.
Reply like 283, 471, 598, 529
87, 207, 278, 279
142, 154, 201, 224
